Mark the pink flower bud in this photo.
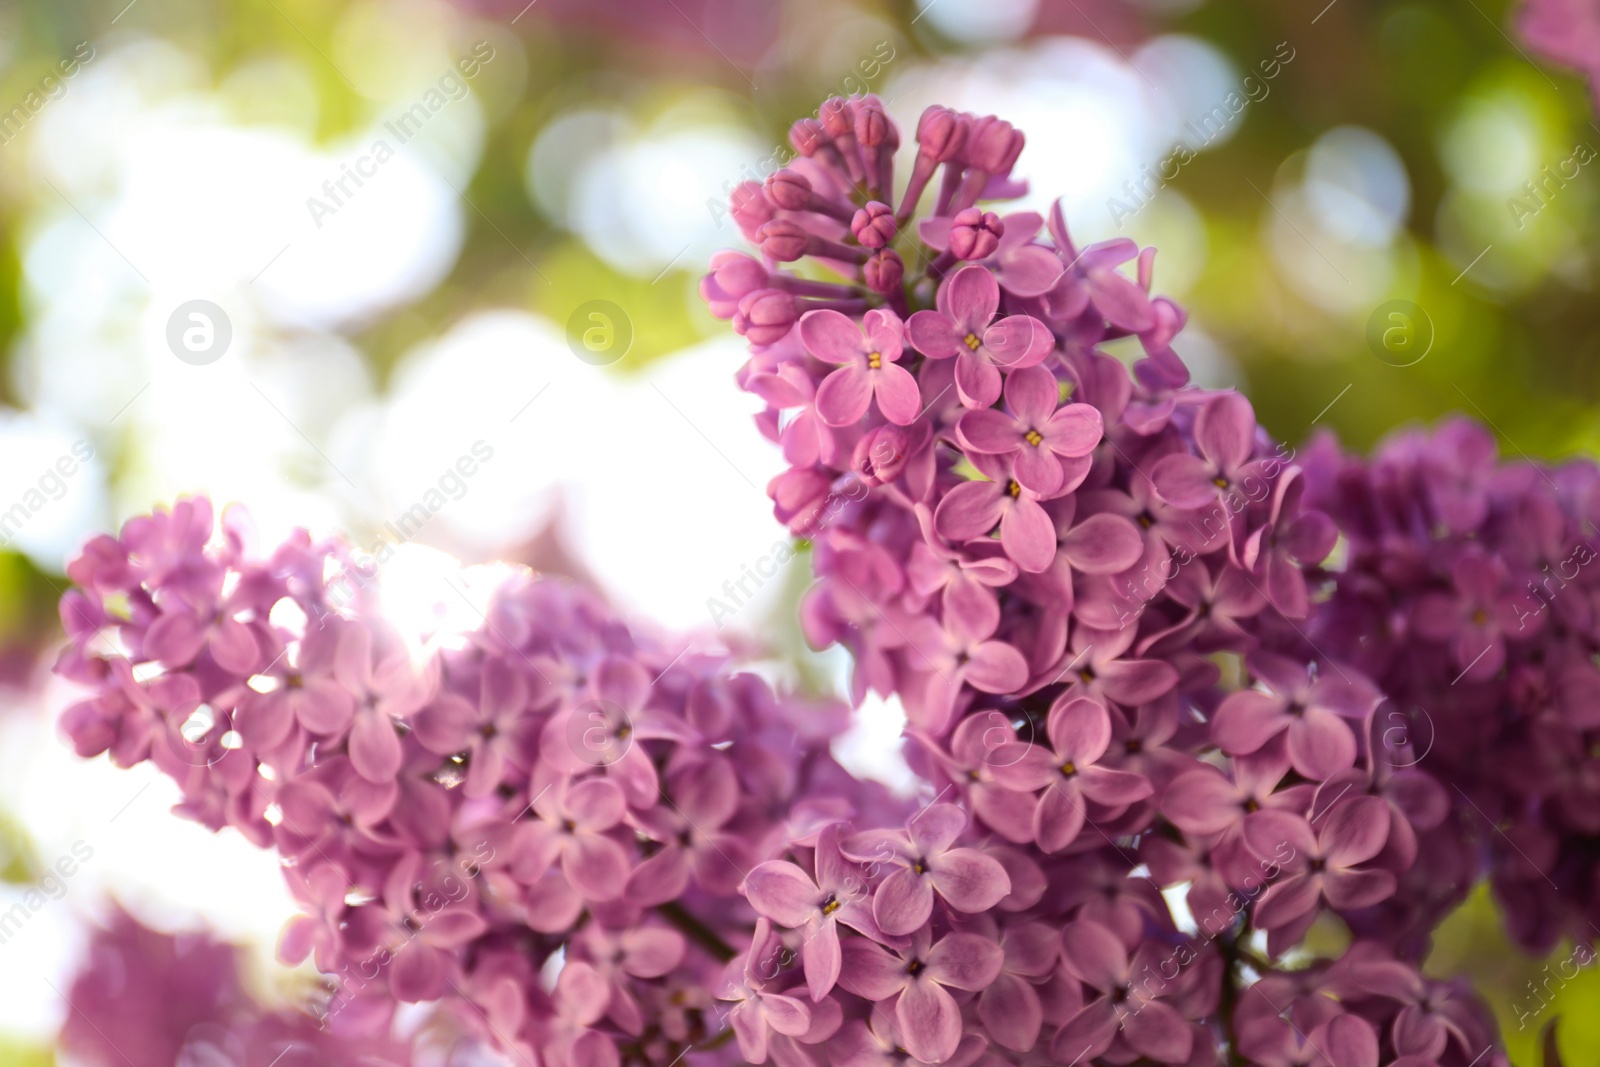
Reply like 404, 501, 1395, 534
864, 249, 904, 294
965, 116, 1023, 174
851, 202, 898, 249
950, 208, 1003, 261
853, 425, 913, 485
789, 118, 828, 157
730, 181, 776, 240
819, 96, 854, 138
735, 288, 798, 345
756, 219, 811, 263
771, 467, 834, 534
855, 99, 894, 148
916, 105, 967, 163
765, 169, 814, 212
710, 251, 769, 298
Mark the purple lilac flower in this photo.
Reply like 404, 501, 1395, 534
54, 496, 865, 1066
695, 94, 1518, 1067
838, 802, 1010, 935
51, 91, 1552, 1067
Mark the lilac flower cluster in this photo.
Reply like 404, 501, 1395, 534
52, 496, 880, 1065
61, 906, 426, 1067
1306, 420, 1600, 963
705, 96, 1516, 1066
52, 94, 1583, 1067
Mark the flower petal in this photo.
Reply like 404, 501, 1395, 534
1046, 697, 1111, 764
897, 978, 963, 1065
940, 264, 1000, 330
999, 496, 1056, 574
1059, 920, 1127, 990
954, 351, 1003, 410
925, 932, 1004, 990
978, 972, 1042, 1050
935, 481, 1004, 543
1122, 998, 1193, 1063
798, 309, 867, 365
1195, 392, 1256, 473
563, 833, 630, 901
964, 639, 1029, 693
873, 363, 924, 426
1150, 453, 1220, 510
1319, 795, 1391, 867
1286, 708, 1357, 780
907, 310, 962, 360
816, 365, 874, 427
744, 861, 822, 927
839, 938, 907, 1001
804, 921, 842, 1002
928, 848, 1010, 914
348, 707, 402, 783
873, 867, 935, 936
1035, 780, 1086, 853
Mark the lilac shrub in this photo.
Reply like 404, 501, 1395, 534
704, 95, 1516, 1066
50, 94, 1560, 1067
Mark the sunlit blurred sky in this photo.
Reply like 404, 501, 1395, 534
0, 0, 1587, 1047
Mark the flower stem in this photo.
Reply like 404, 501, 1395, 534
656, 902, 737, 962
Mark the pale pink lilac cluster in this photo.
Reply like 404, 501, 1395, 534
705, 95, 1514, 1066
53, 496, 886, 1066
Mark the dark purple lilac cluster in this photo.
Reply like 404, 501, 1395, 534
1306, 419, 1600, 961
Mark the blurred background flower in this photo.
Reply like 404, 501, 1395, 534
0, 0, 1597, 1062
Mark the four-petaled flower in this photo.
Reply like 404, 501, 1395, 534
840, 803, 1011, 936
956, 365, 1102, 497
840, 928, 1004, 1064
908, 265, 1052, 409
802, 307, 923, 427
992, 697, 1153, 852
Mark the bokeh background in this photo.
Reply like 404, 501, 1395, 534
0, 0, 1597, 1062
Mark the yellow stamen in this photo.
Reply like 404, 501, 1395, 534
1060, 761, 1078, 777
963, 333, 982, 351
1008, 480, 1022, 498
1024, 429, 1044, 447
867, 351, 882, 370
